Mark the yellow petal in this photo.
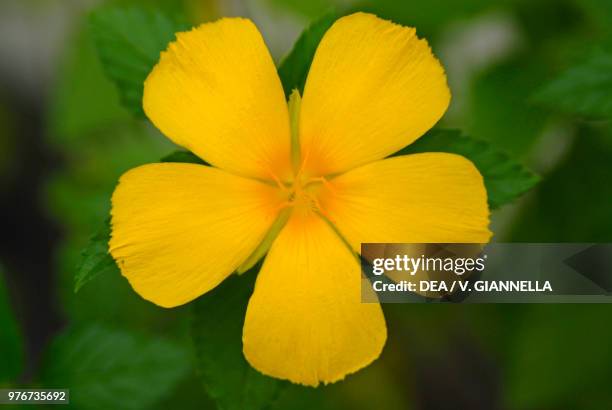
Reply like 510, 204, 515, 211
243, 213, 386, 386
109, 163, 285, 308
319, 154, 491, 250
143, 18, 292, 182
299, 12, 450, 177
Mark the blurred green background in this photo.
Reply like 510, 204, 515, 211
1, 0, 612, 409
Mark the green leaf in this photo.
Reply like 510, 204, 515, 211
74, 222, 118, 292
0, 267, 24, 384
41, 325, 191, 410
277, 13, 337, 96
89, 6, 189, 117
395, 129, 539, 209
467, 56, 550, 157
161, 150, 207, 165
533, 50, 612, 118
192, 271, 285, 410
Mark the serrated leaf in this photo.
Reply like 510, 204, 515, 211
41, 325, 190, 410
74, 222, 117, 292
0, 267, 24, 384
192, 271, 285, 410
395, 129, 539, 209
533, 50, 612, 118
90, 6, 189, 117
277, 13, 337, 96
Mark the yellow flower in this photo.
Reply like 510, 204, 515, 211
109, 12, 491, 386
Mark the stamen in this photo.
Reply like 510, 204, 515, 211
265, 166, 290, 193
296, 146, 311, 180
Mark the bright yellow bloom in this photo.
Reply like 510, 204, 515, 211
109, 12, 491, 386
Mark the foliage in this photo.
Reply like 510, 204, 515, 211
533, 50, 612, 118
192, 271, 285, 410
74, 222, 116, 292
90, 6, 189, 117
41, 325, 191, 410
277, 13, 336, 96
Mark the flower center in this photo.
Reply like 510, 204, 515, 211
285, 177, 326, 215
236, 89, 332, 274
